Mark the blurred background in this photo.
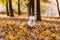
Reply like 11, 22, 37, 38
0, 0, 60, 17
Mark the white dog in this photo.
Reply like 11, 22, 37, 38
28, 16, 35, 27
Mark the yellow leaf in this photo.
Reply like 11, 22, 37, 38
50, 33, 56, 38
7, 34, 15, 40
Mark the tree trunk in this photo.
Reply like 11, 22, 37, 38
9, 0, 14, 17
31, 0, 34, 16
6, 2, 9, 16
56, 0, 60, 17
18, 0, 20, 15
28, 0, 35, 16
28, 0, 31, 17
36, 0, 41, 21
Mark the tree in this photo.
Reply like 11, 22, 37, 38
18, 0, 20, 15
56, 0, 60, 17
31, 0, 34, 16
28, 0, 35, 16
28, 0, 31, 16
9, 0, 14, 17
6, 0, 9, 16
1, 0, 9, 16
36, 0, 41, 21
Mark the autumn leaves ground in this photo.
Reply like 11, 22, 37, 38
0, 14, 60, 40
0, 20, 60, 40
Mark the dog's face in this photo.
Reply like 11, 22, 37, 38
32, 20, 34, 21
31, 20, 34, 23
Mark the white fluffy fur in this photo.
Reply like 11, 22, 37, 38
28, 16, 35, 27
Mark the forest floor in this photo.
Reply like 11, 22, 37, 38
0, 14, 60, 24
0, 14, 60, 40
0, 18, 60, 40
